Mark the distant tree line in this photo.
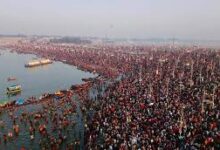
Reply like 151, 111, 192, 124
50, 37, 92, 44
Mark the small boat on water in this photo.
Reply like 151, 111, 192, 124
25, 59, 53, 67
7, 85, 22, 95
54, 91, 65, 99
7, 77, 17, 82
82, 77, 95, 82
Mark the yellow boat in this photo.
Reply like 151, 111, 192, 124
7, 85, 22, 95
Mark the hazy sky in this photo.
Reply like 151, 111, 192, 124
0, 0, 220, 40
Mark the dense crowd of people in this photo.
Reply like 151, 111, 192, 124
84, 48, 220, 149
0, 74, 104, 149
0, 39, 220, 149
0, 87, 85, 149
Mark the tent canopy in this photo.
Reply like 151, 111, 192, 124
16, 98, 24, 105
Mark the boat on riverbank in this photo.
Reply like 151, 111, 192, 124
7, 85, 22, 95
25, 59, 53, 67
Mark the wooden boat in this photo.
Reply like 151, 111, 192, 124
54, 91, 65, 98
7, 77, 17, 82
82, 77, 94, 82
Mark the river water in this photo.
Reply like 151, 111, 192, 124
0, 49, 99, 149
0, 49, 96, 102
